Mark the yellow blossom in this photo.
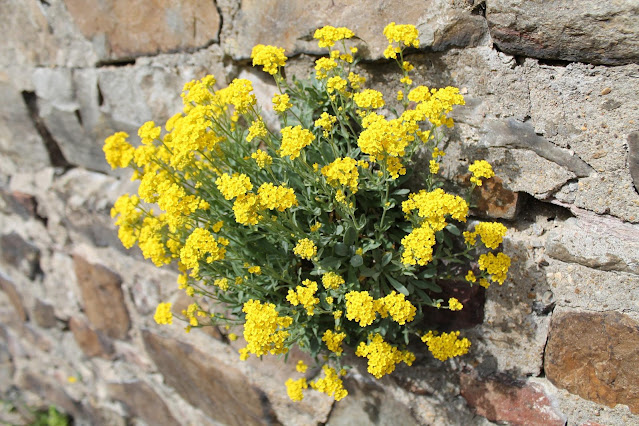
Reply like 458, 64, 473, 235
321, 157, 359, 193
469, 160, 495, 186
286, 279, 319, 315
322, 329, 346, 354
478, 252, 511, 285
296, 360, 308, 373
293, 238, 317, 260
310, 366, 348, 401
422, 331, 471, 361
286, 377, 308, 401
251, 44, 287, 75
154, 302, 173, 325
322, 272, 345, 290
241, 299, 292, 358
215, 173, 253, 200
356, 333, 413, 378
345, 291, 377, 327
247, 119, 267, 142
474, 222, 508, 249
251, 150, 273, 168
314, 25, 355, 48
273, 93, 292, 112
103, 132, 134, 169
280, 125, 315, 160
448, 297, 463, 311
354, 89, 385, 109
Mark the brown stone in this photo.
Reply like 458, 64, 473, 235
0, 274, 27, 322
0, 190, 38, 219
69, 316, 114, 359
142, 330, 278, 425
472, 176, 520, 220
0, 232, 41, 280
545, 311, 639, 414
32, 299, 56, 329
18, 371, 82, 419
73, 255, 130, 340
108, 380, 179, 426
460, 371, 566, 426
64, 0, 220, 60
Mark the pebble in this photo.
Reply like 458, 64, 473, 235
601, 87, 611, 95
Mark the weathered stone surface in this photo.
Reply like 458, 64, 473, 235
545, 311, 639, 414
32, 299, 57, 329
0, 331, 14, 394
0, 190, 39, 219
546, 260, 639, 313
421, 279, 485, 329
0, 274, 27, 322
460, 371, 566, 426
65, 0, 220, 61
18, 371, 82, 419
108, 380, 179, 426
73, 255, 130, 339
546, 215, 639, 275
629, 131, 639, 195
0, 83, 49, 175
471, 176, 520, 220
326, 378, 419, 426
226, 0, 487, 60
0, 233, 41, 280
69, 316, 114, 359
486, 0, 639, 65
142, 330, 277, 425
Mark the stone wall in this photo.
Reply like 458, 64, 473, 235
1, 1, 638, 425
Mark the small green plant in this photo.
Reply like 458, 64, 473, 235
105, 23, 510, 402
31, 406, 70, 426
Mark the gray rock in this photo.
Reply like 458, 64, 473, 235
487, 0, 639, 65
629, 131, 639, 195
107, 380, 179, 426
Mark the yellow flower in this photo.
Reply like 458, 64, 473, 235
286, 279, 319, 315
315, 57, 338, 79
474, 222, 508, 249
429, 159, 440, 174
321, 157, 359, 193
478, 252, 511, 285
353, 89, 385, 109
280, 125, 315, 160
154, 302, 173, 325
465, 270, 477, 283
241, 299, 292, 358
469, 160, 495, 186
377, 291, 416, 325
257, 182, 298, 212
314, 25, 355, 48
251, 44, 287, 75
251, 150, 273, 168
322, 329, 346, 355
247, 119, 267, 142
345, 291, 377, 327
326, 76, 348, 94
422, 331, 471, 362
314, 112, 337, 137
293, 238, 317, 260
285, 377, 308, 401
228, 333, 238, 341
103, 132, 134, 169
400, 225, 436, 266
310, 366, 348, 401
215, 173, 253, 200
296, 360, 308, 373
322, 272, 345, 290
272, 93, 292, 112
356, 333, 414, 378
448, 297, 463, 311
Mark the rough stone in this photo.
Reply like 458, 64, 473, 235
32, 299, 57, 329
326, 378, 419, 426
460, 371, 566, 426
0, 274, 27, 322
0, 232, 41, 280
471, 176, 520, 220
18, 371, 82, 419
64, 0, 220, 61
629, 131, 639, 195
546, 215, 639, 275
545, 311, 639, 414
0, 190, 39, 219
108, 380, 179, 426
0, 82, 50, 175
0, 331, 14, 394
546, 260, 639, 313
73, 255, 130, 340
69, 315, 115, 359
486, 0, 639, 65
225, 0, 487, 60
421, 279, 485, 329
142, 330, 278, 425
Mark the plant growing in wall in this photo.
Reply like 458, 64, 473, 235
104, 23, 510, 402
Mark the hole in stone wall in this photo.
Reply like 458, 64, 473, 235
470, 1, 486, 17
74, 109, 83, 126
96, 58, 136, 67
97, 83, 104, 106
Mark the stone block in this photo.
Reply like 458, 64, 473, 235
64, 0, 220, 61
545, 311, 639, 414
471, 176, 520, 220
32, 299, 57, 329
73, 255, 130, 340
108, 380, 179, 426
628, 131, 639, 195
18, 371, 82, 419
487, 0, 639, 65
0, 190, 39, 219
0, 274, 27, 322
69, 316, 114, 359
142, 330, 278, 425
0, 232, 41, 280
460, 371, 566, 425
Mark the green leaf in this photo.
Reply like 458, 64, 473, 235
320, 256, 341, 269
446, 223, 461, 236
335, 243, 350, 257
344, 226, 357, 246
359, 267, 378, 278
381, 252, 393, 267
412, 280, 442, 293
392, 188, 410, 196
385, 274, 409, 296
413, 288, 434, 305
350, 255, 364, 268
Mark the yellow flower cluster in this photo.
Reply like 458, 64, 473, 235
402, 188, 469, 231
257, 183, 298, 212
448, 297, 463, 311
400, 225, 436, 266
272, 93, 292, 112
321, 272, 344, 290
377, 291, 416, 325
469, 160, 495, 186
251, 150, 273, 168
179, 228, 226, 276
354, 89, 385, 109
247, 119, 267, 142
103, 132, 134, 169
287, 279, 320, 315
280, 125, 315, 160
218, 78, 256, 114
285, 378, 308, 401
154, 302, 173, 325
314, 112, 337, 137
315, 57, 338, 80
326, 76, 348, 94
110, 194, 142, 249
322, 329, 346, 354
233, 193, 261, 225
422, 331, 471, 361
216, 173, 253, 200
467, 222, 508, 249
240, 299, 292, 359
293, 238, 317, 260
383, 22, 419, 58
310, 366, 348, 401
314, 25, 355, 48
478, 252, 511, 285
345, 291, 377, 326
355, 333, 415, 378
321, 157, 359, 193
251, 44, 287, 75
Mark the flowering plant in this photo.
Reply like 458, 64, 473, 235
104, 23, 510, 402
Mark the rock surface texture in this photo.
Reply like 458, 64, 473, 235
1, 0, 639, 424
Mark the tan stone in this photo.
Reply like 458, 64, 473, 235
65, 0, 220, 60
32, 299, 57, 329
69, 316, 114, 359
545, 311, 639, 414
472, 176, 520, 220
142, 330, 278, 425
73, 255, 130, 340
108, 380, 179, 426
0, 274, 27, 322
